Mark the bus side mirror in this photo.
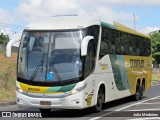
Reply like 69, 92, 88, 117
81, 36, 94, 56
6, 37, 21, 57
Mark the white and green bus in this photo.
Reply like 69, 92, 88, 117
9, 15, 152, 113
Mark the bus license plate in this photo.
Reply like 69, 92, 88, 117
40, 101, 51, 106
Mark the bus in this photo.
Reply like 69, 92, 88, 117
11, 15, 152, 113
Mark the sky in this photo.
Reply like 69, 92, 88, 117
0, 0, 160, 40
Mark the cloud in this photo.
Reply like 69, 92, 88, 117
15, 0, 84, 23
92, 7, 138, 24
3, 0, 140, 27
15, 0, 139, 24
90, 0, 160, 6
0, 9, 20, 40
0, 0, 159, 39
2, 0, 85, 41
0, 9, 13, 24
139, 26, 160, 34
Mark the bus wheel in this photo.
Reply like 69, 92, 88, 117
142, 82, 145, 92
139, 83, 145, 100
134, 83, 142, 101
94, 88, 104, 112
139, 87, 143, 100
39, 108, 51, 113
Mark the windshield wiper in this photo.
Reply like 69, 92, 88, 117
30, 52, 45, 81
50, 64, 64, 84
29, 52, 63, 84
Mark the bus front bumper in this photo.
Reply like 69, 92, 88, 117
16, 91, 84, 109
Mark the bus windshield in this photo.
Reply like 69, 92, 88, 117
18, 30, 84, 82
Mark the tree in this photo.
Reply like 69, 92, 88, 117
150, 32, 160, 65
0, 33, 10, 44
154, 52, 160, 65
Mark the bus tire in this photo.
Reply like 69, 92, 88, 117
134, 82, 142, 101
94, 88, 104, 112
39, 108, 51, 113
142, 82, 145, 92
139, 86, 143, 100
139, 82, 145, 100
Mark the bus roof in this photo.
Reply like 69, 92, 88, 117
25, 15, 100, 30
25, 15, 149, 38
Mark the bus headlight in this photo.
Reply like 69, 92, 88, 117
71, 89, 78, 94
67, 84, 87, 95
16, 87, 27, 94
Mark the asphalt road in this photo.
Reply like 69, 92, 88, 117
0, 84, 160, 120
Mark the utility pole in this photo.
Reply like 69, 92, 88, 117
133, 14, 135, 30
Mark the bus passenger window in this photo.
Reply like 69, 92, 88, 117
84, 41, 94, 77
112, 45, 115, 51
129, 47, 133, 54
121, 46, 124, 54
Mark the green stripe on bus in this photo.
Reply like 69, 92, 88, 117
58, 83, 76, 92
45, 86, 61, 92
101, 22, 117, 29
109, 54, 125, 91
45, 83, 76, 92
117, 55, 130, 89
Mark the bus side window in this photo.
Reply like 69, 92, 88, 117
121, 46, 124, 54
112, 45, 115, 51
129, 47, 133, 54
99, 27, 109, 59
84, 41, 94, 77
83, 25, 99, 78
100, 41, 107, 57
144, 38, 151, 56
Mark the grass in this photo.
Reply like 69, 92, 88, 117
0, 50, 4, 53
152, 73, 160, 81
0, 52, 17, 101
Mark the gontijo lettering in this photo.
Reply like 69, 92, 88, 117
130, 59, 144, 68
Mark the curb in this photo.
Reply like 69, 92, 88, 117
0, 101, 16, 106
